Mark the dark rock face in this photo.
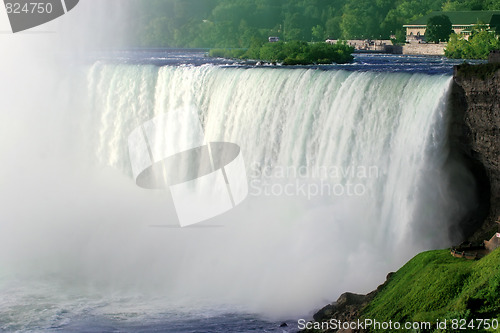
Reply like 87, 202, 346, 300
451, 66, 500, 241
313, 292, 373, 323
304, 273, 395, 333
308, 292, 373, 333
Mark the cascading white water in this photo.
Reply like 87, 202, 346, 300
77, 63, 476, 314
0, 60, 477, 330
89, 63, 473, 239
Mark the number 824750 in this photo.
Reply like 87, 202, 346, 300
5, 2, 53, 14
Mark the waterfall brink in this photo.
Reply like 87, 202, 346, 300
0, 63, 477, 321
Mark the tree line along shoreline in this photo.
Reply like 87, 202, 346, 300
208, 40, 354, 65
130, 0, 500, 61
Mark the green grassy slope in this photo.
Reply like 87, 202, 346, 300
362, 248, 500, 332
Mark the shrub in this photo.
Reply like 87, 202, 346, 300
445, 27, 500, 60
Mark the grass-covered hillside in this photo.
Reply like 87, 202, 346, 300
362, 248, 500, 332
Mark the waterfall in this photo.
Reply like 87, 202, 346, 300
0, 63, 477, 321
78, 63, 476, 315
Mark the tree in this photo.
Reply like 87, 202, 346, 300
391, 29, 407, 45
312, 25, 325, 41
444, 33, 469, 58
283, 12, 303, 41
442, 0, 484, 11
468, 30, 500, 59
340, 0, 379, 39
325, 16, 342, 39
445, 30, 500, 59
426, 14, 453, 43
